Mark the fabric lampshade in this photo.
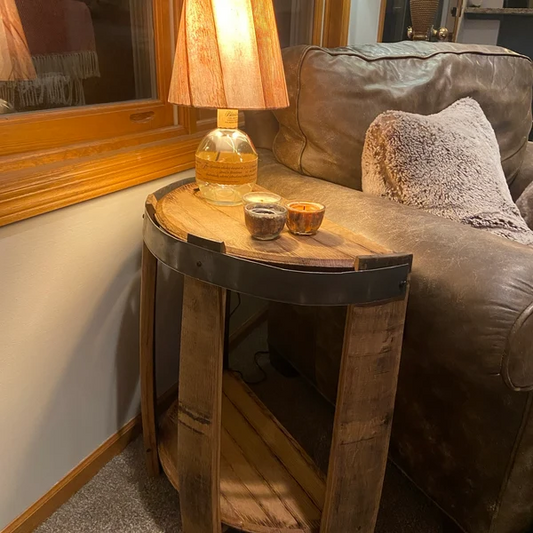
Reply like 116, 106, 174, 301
169, 0, 289, 110
0, 0, 35, 81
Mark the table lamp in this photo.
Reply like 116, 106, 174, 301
0, 0, 36, 81
168, 0, 289, 205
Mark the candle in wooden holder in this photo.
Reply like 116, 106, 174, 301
286, 201, 326, 236
244, 203, 288, 241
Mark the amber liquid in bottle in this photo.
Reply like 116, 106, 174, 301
195, 109, 258, 205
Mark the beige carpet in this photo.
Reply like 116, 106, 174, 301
36, 325, 461, 533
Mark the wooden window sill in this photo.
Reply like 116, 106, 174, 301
0, 131, 203, 227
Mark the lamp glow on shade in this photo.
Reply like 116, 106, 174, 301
0, 0, 36, 81
169, 0, 289, 205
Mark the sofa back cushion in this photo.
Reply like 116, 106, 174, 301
273, 42, 533, 191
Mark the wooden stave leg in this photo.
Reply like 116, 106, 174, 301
177, 276, 227, 533
140, 242, 160, 477
320, 293, 409, 533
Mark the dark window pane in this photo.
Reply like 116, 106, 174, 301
1, 0, 157, 113
274, 0, 316, 48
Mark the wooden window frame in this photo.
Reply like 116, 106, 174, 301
0, 0, 201, 227
0, 0, 351, 228
313, 0, 326, 45
378, 0, 388, 42
323, 0, 351, 47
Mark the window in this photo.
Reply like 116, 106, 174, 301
5, 1, 156, 113
1, 0, 181, 157
0, 0, 348, 227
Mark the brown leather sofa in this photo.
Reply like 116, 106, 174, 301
247, 42, 533, 533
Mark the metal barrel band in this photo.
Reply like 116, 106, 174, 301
143, 207, 410, 307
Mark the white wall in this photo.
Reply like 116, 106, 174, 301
348, 0, 381, 45
457, 0, 503, 45
0, 170, 194, 529
347, 0, 505, 48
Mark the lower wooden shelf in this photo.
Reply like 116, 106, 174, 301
158, 372, 326, 533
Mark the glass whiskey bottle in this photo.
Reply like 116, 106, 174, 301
195, 109, 258, 206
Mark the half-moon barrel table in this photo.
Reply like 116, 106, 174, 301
140, 179, 412, 533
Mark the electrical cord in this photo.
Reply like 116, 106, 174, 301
228, 293, 267, 385
229, 350, 269, 386
230, 293, 242, 318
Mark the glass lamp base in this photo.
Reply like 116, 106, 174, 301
194, 110, 259, 206
196, 179, 255, 206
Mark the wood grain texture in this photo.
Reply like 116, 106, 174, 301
223, 373, 326, 509
1, 0, 177, 156
155, 182, 402, 270
1, 101, 174, 158
320, 293, 409, 533
159, 372, 326, 533
451, 0, 464, 42
377, 0, 387, 42
312, 0, 326, 45
140, 243, 160, 477
1, 125, 188, 173
0, 0, 200, 230
322, 0, 351, 47
169, 0, 289, 110
0, 134, 201, 228
177, 276, 227, 533
249, 0, 289, 108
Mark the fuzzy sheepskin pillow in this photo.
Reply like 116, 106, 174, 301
362, 98, 533, 246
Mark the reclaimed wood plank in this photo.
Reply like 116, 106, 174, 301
320, 294, 409, 533
140, 243, 160, 476
177, 276, 227, 533
221, 428, 299, 530
156, 182, 394, 270
223, 372, 325, 509
222, 395, 322, 530
158, 371, 326, 533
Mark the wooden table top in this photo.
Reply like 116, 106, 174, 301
155, 182, 406, 271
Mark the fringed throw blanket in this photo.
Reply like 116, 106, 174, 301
0, 0, 100, 109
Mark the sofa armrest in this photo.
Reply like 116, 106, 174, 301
511, 141, 533, 201
257, 150, 533, 391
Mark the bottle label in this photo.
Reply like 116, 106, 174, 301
217, 109, 239, 129
196, 156, 258, 185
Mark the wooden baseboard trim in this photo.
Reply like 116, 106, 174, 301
2, 307, 265, 533
2, 385, 178, 533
